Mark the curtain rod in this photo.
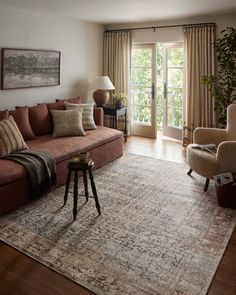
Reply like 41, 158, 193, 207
105, 22, 215, 32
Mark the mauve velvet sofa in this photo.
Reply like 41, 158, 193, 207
0, 97, 123, 216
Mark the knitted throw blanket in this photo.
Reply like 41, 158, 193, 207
5, 150, 57, 198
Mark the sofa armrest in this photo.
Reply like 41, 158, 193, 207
193, 127, 227, 145
93, 107, 104, 126
217, 141, 236, 173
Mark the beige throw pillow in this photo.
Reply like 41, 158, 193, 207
65, 102, 97, 130
0, 116, 28, 157
50, 109, 86, 138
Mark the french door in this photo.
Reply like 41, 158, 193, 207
131, 44, 157, 138
162, 43, 184, 140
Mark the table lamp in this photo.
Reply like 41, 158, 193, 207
90, 76, 115, 106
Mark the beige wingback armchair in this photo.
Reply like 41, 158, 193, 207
187, 104, 236, 191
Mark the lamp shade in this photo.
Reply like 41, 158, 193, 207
90, 76, 115, 91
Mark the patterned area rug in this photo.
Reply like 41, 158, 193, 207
0, 154, 236, 295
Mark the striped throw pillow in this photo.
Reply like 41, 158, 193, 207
0, 116, 28, 157
65, 102, 97, 130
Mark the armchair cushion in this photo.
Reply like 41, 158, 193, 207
187, 145, 218, 179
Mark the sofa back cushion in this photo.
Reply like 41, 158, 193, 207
0, 116, 28, 157
28, 104, 51, 136
65, 103, 97, 130
0, 110, 9, 121
50, 109, 86, 138
56, 96, 81, 104
9, 107, 36, 140
46, 101, 65, 111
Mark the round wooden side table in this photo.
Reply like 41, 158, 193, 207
63, 157, 101, 221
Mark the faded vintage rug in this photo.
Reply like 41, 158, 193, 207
0, 154, 236, 295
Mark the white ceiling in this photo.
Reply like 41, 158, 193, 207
0, 0, 236, 24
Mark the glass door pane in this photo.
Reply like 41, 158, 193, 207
131, 44, 157, 138
163, 43, 184, 140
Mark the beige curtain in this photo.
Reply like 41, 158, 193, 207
183, 25, 216, 146
103, 31, 131, 132
103, 31, 131, 95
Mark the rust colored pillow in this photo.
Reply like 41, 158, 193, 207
46, 101, 65, 111
9, 107, 36, 140
56, 96, 81, 104
0, 110, 9, 121
28, 104, 52, 136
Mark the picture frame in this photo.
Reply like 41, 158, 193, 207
1, 48, 60, 90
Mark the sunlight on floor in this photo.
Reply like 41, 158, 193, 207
124, 134, 186, 164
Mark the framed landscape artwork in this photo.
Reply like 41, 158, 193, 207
1, 48, 60, 89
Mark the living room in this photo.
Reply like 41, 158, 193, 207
0, 0, 236, 294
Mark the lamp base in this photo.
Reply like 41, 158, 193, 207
93, 90, 109, 106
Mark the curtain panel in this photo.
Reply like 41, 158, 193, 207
103, 31, 131, 133
183, 25, 216, 146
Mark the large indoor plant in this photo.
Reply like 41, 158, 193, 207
202, 27, 236, 126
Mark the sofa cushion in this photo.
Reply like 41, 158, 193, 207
0, 116, 28, 157
0, 110, 9, 121
50, 109, 86, 138
46, 101, 65, 111
0, 126, 123, 186
28, 104, 51, 136
56, 96, 81, 104
26, 126, 123, 163
65, 102, 97, 130
9, 107, 36, 140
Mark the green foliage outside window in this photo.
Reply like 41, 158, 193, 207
131, 44, 183, 129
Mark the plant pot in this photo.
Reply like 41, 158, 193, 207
115, 101, 122, 109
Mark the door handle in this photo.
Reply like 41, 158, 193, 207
152, 82, 155, 100
164, 82, 167, 99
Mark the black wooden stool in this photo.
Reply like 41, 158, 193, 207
63, 158, 101, 220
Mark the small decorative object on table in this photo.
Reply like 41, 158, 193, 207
112, 93, 127, 110
78, 152, 90, 163
214, 172, 236, 208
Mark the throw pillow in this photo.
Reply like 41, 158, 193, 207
9, 107, 36, 140
0, 116, 28, 157
56, 96, 81, 104
65, 102, 97, 130
28, 104, 52, 136
50, 109, 86, 138
46, 101, 65, 111
0, 110, 9, 121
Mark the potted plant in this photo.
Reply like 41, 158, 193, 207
112, 93, 127, 109
202, 27, 236, 126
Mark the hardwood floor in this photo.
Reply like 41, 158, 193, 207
0, 135, 235, 295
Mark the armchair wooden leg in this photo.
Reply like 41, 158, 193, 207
204, 178, 210, 192
187, 169, 193, 176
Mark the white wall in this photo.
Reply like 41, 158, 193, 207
0, 6, 103, 109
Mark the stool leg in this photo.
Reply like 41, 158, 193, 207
83, 170, 89, 202
204, 178, 210, 192
64, 169, 71, 206
88, 168, 101, 215
187, 168, 193, 176
73, 171, 78, 221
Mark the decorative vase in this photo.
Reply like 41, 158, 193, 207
93, 90, 109, 106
